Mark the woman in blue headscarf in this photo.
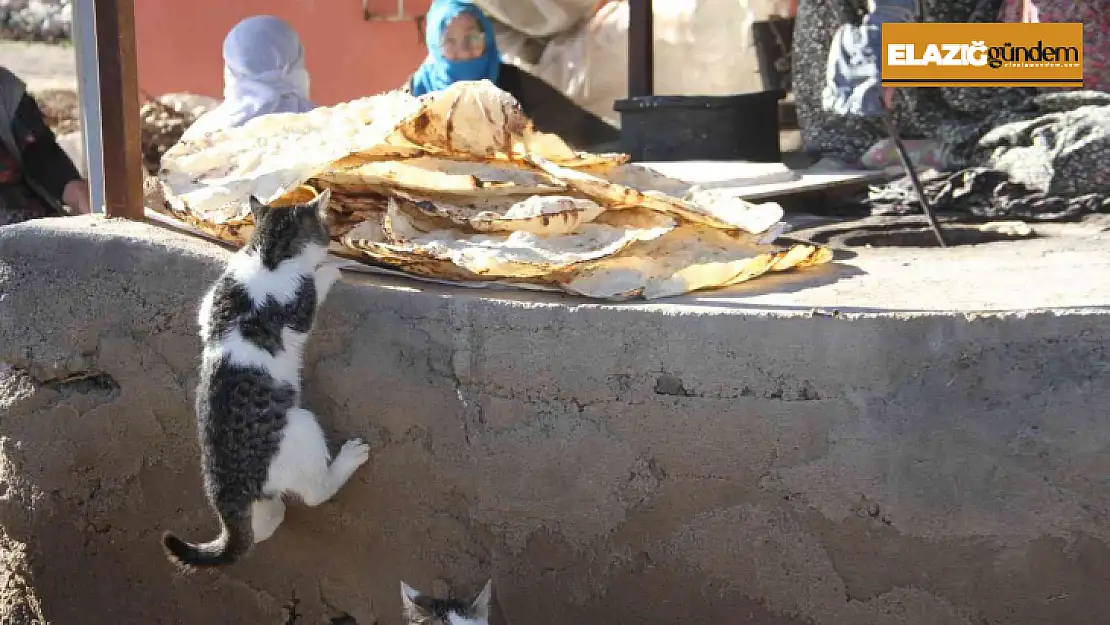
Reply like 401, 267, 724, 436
409, 0, 500, 97
404, 0, 619, 150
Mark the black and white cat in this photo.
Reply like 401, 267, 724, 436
401, 580, 492, 625
162, 189, 370, 569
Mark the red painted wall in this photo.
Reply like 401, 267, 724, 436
134, 0, 433, 106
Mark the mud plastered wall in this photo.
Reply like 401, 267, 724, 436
1, 217, 1109, 625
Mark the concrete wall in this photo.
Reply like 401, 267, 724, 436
1, 217, 1109, 625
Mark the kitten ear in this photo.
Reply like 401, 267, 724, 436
309, 188, 332, 220
400, 581, 421, 610
248, 195, 270, 221
469, 579, 493, 620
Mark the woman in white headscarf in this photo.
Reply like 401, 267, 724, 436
181, 15, 316, 141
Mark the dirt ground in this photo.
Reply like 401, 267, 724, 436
28, 84, 199, 174
2, 40, 79, 132
31, 88, 80, 135
3, 39, 202, 174
0, 40, 76, 91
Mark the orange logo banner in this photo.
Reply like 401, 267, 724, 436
880, 23, 1084, 87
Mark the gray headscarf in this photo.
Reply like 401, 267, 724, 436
0, 65, 28, 165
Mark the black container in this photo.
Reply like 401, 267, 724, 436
752, 17, 795, 93
614, 91, 785, 163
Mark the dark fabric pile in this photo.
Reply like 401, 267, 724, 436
796, 0, 1110, 223
939, 91, 1110, 181
867, 167, 1110, 221
867, 92, 1110, 220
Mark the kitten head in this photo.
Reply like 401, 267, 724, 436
400, 580, 492, 625
245, 188, 332, 270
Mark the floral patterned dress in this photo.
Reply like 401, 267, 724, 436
1028, 0, 1110, 92
792, 0, 1038, 165
794, 0, 1110, 213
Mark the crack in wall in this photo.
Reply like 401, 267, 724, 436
654, 372, 824, 402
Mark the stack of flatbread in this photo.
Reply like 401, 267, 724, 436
153, 80, 832, 300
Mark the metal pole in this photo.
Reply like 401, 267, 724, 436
628, 0, 654, 97
880, 107, 947, 247
94, 0, 144, 220
72, 0, 104, 214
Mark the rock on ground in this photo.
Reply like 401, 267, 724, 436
29, 86, 216, 175
0, 0, 71, 42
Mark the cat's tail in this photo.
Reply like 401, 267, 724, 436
161, 510, 252, 569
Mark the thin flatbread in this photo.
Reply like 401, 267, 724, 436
158, 90, 422, 223
526, 155, 777, 233
560, 224, 834, 300
514, 127, 630, 173
155, 80, 836, 300
357, 198, 674, 278
317, 157, 566, 196
396, 80, 528, 159
468, 196, 605, 235
386, 191, 605, 235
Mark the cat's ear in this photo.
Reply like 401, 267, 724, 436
309, 188, 332, 220
469, 579, 492, 621
248, 196, 270, 221
400, 581, 424, 615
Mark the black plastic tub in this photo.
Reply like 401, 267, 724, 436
752, 17, 795, 93
613, 91, 785, 163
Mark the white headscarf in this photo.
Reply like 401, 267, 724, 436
182, 15, 315, 141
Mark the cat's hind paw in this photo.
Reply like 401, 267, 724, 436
336, 438, 371, 469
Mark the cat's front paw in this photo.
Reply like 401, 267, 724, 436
336, 438, 371, 469
314, 263, 343, 298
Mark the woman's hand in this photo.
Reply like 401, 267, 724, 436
62, 179, 92, 215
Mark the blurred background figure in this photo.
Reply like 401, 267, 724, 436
182, 14, 315, 141
0, 65, 90, 226
405, 0, 619, 150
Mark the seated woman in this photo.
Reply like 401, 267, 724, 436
0, 65, 90, 227
181, 15, 316, 141
795, 0, 1027, 169
795, 0, 1109, 170
799, 0, 1110, 215
405, 0, 620, 150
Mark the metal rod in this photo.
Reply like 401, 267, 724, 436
94, 0, 144, 220
73, 0, 104, 214
880, 107, 948, 248
628, 0, 654, 97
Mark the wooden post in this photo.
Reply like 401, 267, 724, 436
94, 0, 144, 220
628, 0, 654, 98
